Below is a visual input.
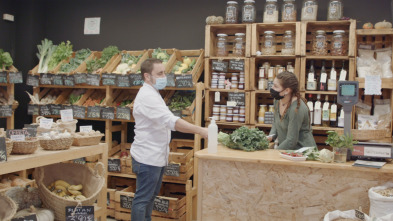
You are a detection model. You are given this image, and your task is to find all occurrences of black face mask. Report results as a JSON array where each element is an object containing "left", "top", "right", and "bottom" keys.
[{"left": 270, "top": 88, "right": 285, "bottom": 100}]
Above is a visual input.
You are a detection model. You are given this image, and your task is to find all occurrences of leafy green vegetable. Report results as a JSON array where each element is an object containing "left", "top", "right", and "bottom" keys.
[
  {"left": 48, "top": 40, "right": 73, "bottom": 71},
  {"left": 69, "top": 94, "right": 83, "bottom": 105},
  {"left": 325, "top": 131, "right": 358, "bottom": 151},
  {"left": 168, "top": 91, "right": 195, "bottom": 111},
  {"left": 121, "top": 53, "right": 142, "bottom": 66},
  {"left": 60, "top": 48, "right": 91, "bottom": 73},
  {"left": 36, "top": 38, "right": 57, "bottom": 73},
  {"left": 218, "top": 126, "right": 269, "bottom": 152},
  {"left": 152, "top": 48, "right": 170, "bottom": 62},
  {"left": 86, "top": 58, "right": 101, "bottom": 73},
  {"left": 99, "top": 46, "right": 119, "bottom": 67},
  {"left": 0, "top": 49, "right": 13, "bottom": 70}
]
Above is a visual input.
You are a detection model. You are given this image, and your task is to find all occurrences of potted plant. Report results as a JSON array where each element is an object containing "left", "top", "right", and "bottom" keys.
[{"left": 325, "top": 131, "right": 358, "bottom": 163}]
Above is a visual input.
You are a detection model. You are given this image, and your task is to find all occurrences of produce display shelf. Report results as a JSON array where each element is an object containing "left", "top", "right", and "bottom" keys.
[
  {"left": 208, "top": 56, "right": 248, "bottom": 60},
  {"left": 41, "top": 115, "right": 136, "bottom": 123},
  {"left": 108, "top": 172, "right": 189, "bottom": 185}
]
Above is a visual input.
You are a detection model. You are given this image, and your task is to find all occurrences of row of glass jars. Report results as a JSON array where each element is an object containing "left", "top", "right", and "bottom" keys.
[
  {"left": 211, "top": 72, "right": 245, "bottom": 90},
  {"left": 212, "top": 105, "right": 246, "bottom": 123},
  {"left": 216, "top": 33, "right": 246, "bottom": 57},
  {"left": 260, "top": 30, "right": 295, "bottom": 56},
  {"left": 258, "top": 62, "right": 294, "bottom": 90},
  {"left": 312, "top": 30, "right": 347, "bottom": 56},
  {"left": 225, "top": 0, "right": 343, "bottom": 24},
  {"left": 258, "top": 104, "right": 275, "bottom": 124}
]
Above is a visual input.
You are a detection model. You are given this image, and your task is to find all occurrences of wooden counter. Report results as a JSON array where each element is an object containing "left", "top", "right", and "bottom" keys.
[{"left": 195, "top": 145, "right": 393, "bottom": 221}]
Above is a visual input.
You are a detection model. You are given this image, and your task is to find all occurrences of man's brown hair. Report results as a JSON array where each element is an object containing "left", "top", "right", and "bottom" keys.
[{"left": 141, "top": 58, "right": 162, "bottom": 81}]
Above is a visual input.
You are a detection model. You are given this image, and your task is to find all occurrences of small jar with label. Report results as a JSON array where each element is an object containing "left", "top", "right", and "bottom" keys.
[
  {"left": 233, "top": 114, "right": 240, "bottom": 122},
  {"left": 268, "top": 105, "right": 274, "bottom": 112},
  {"left": 226, "top": 114, "right": 234, "bottom": 122},
  {"left": 225, "top": 1, "right": 239, "bottom": 24},
  {"left": 287, "top": 62, "right": 295, "bottom": 73},
  {"left": 263, "top": 62, "right": 271, "bottom": 73},
  {"left": 219, "top": 73, "right": 226, "bottom": 79},
  {"left": 239, "top": 106, "right": 246, "bottom": 114},
  {"left": 227, "top": 107, "right": 234, "bottom": 114},
  {"left": 312, "top": 30, "right": 328, "bottom": 55},
  {"left": 276, "top": 65, "right": 285, "bottom": 75},
  {"left": 211, "top": 83, "right": 218, "bottom": 89},
  {"left": 216, "top": 34, "right": 229, "bottom": 57},
  {"left": 331, "top": 30, "right": 347, "bottom": 56},
  {"left": 242, "top": 0, "right": 256, "bottom": 23},
  {"left": 301, "top": 0, "right": 318, "bottom": 21},
  {"left": 212, "top": 113, "right": 220, "bottom": 121},
  {"left": 259, "top": 66, "right": 266, "bottom": 78},
  {"left": 233, "top": 106, "right": 240, "bottom": 114},
  {"left": 213, "top": 104, "right": 220, "bottom": 114},
  {"left": 233, "top": 37, "right": 245, "bottom": 57},
  {"left": 263, "top": 0, "right": 278, "bottom": 23},
  {"left": 220, "top": 105, "right": 227, "bottom": 114},
  {"left": 282, "top": 0, "right": 297, "bottom": 22},
  {"left": 231, "top": 80, "right": 238, "bottom": 89},
  {"left": 281, "top": 30, "right": 295, "bottom": 55},
  {"left": 238, "top": 82, "right": 244, "bottom": 90},
  {"left": 262, "top": 31, "right": 276, "bottom": 55},
  {"left": 212, "top": 72, "right": 219, "bottom": 79},
  {"left": 258, "top": 105, "right": 267, "bottom": 123},
  {"left": 239, "top": 115, "right": 246, "bottom": 123},
  {"left": 231, "top": 73, "right": 239, "bottom": 81},
  {"left": 220, "top": 113, "right": 227, "bottom": 121},
  {"left": 258, "top": 77, "right": 267, "bottom": 90},
  {"left": 239, "top": 72, "right": 245, "bottom": 83},
  {"left": 327, "top": 0, "right": 343, "bottom": 21}
]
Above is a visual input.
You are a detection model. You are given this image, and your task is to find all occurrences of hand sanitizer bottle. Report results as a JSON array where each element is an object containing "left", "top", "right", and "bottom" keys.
[{"left": 208, "top": 117, "right": 218, "bottom": 153}]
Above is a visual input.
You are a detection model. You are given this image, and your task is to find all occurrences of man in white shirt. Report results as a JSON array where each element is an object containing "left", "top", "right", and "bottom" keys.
[{"left": 131, "top": 58, "right": 208, "bottom": 221}]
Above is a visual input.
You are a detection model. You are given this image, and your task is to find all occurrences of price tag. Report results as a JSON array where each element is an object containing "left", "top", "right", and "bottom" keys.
[
  {"left": 26, "top": 74, "right": 40, "bottom": 87},
  {"left": 52, "top": 74, "right": 64, "bottom": 85},
  {"left": 226, "top": 101, "right": 237, "bottom": 107},
  {"left": 355, "top": 210, "right": 366, "bottom": 221},
  {"left": 175, "top": 74, "right": 193, "bottom": 88},
  {"left": 116, "top": 107, "right": 131, "bottom": 120},
  {"left": 80, "top": 126, "right": 93, "bottom": 133},
  {"left": 65, "top": 206, "right": 94, "bottom": 221},
  {"left": 50, "top": 104, "right": 62, "bottom": 115},
  {"left": 339, "top": 70, "right": 347, "bottom": 81},
  {"left": 229, "top": 60, "right": 245, "bottom": 71},
  {"left": 214, "top": 92, "right": 221, "bottom": 102},
  {"left": 40, "top": 73, "right": 53, "bottom": 85},
  {"left": 64, "top": 75, "right": 75, "bottom": 87},
  {"left": 166, "top": 73, "right": 175, "bottom": 87},
  {"left": 228, "top": 92, "right": 245, "bottom": 106},
  {"left": 0, "top": 137, "right": 7, "bottom": 162},
  {"left": 101, "top": 107, "right": 115, "bottom": 120},
  {"left": 164, "top": 163, "right": 180, "bottom": 177},
  {"left": 39, "top": 105, "right": 51, "bottom": 116},
  {"left": 212, "top": 60, "right": 228, "bottom": 72},
  {"left": 0, "top": 72, "right": 7, "bottom": 83},
  {"left": 108, "top": 159, "right": 121, "bottom": 172},
  {"left": 39, "top": 118, "right": 53, "bottom": 129},
  {"left": 60, "top": 109, "right": 74, "bottom": 122},
  {"left": 9, "top": 72, "right": 23, "bottom": 84},
  {"left": 11, "top": 134, "right": 25, "bottom": 141},
  {"left": 129, "top": 73, "right": 144, "bottom": 86},
  {"left": 120, "top": 195, "right": 133, "bottom": 209},
  {"left": 87, "top": 106, "right": 101, "bottom": 119},
  {"left": 116, "top": 75, "right": 131, "bottom": 87},
  {"left": 11, "top": 214, "right": 38, "bottom": 221},
  {"left": 0, "top": 105, "right": 13, "bottom": 117},
  {"left": 153, "top": 197, "right": 170, "bottom": 213},
  {"left": 7, "top": 129, "right": 33, "bottom": 138},
  {"left": 73, "top": 157, "right": 86, "bottom": 165},
  {"left": 72, "top": 105, "right": 86, "bottom": 119},
  {"left": 330, "top": 69, "right": 337, "bottom": 80},
  {"left": 74, "top": 73, "right": 87, "bottom": 85},
  {"left": 87, "top": 73, "right": 100, "bottom": 86},
  {"left": 102, "top": 73, "right": 117, "bottom": 86}
]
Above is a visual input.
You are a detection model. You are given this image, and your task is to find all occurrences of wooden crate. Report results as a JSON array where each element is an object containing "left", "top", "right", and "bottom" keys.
[
  {"left": 301, "top": 20, "right": 356, "bottom": 57},
  {"left": 299, "top": 57, "right": 356, "bottom": 92},
  {"left": 250, "top": 91, "right": 274, "bottom": 126},
  {"left": 78, "top": 89, "right": 106, "bottom": 107},
  {"left": 166, "top": 49, "right": 204, "bottom": 84},
  {"left": 107, "top": 188, "right": 116, "bottom": 218},
  {"left": 205, "top": 24, "right": 252, "bottom": 58},
  {"left": 165, "top": 90, "right": 197, "bottom": 124},
  {"left": 73, "top": 51, "right": 119, "bottom": 75},
  {"left": 205, "top": 90, "right": 251, "bottom": 126},
  {"left": 146, "top": 49, "right": 177, "bottom": 73},
  {"left": 204, "top": 58, "right": 250, "bottom": 90},
  {"left": 102, "top": 50, "right": 148, "bottom": 74},
  {"left": 250, "top": 57, "right": 301, "bottom": 91},
  {"left": 251, "top": 22, "right": 301, "bottom": 56},
  {"left": 109, "top": 151, "right": 132, "bottom": 175}
]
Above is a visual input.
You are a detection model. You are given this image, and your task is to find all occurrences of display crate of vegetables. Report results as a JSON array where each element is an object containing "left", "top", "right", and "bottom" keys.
[
  {"left": 61, "top": 89, "right": 86, "bottom": 106},
  {"left": 166, "top": 90, "right": 196, "bottom": 124},
  {"left": 56, "top": 48, "right": 93, "bottom": 75},
  {"left": 74, "top": 46, "right": 120, "bottom": 76},
  {"left": 167, "top": 49, "right": 205, "bottom": 84},
  {"left": 0, "top": 87, "right": 18, "bottom": 111},
  {"left": 79, "top": 89, "right": 106, "bottom": 107},
  {"left": 112, "top": 90, "right": 138, "bottom": 121},
  {"left": 147, "top": 48, "right": 176, "bottom": 73},
  {"left": 0, "top": 48, "right": 22, "bottom": 84},
  {"left": 104, "top": 50, "right": 148, "bottom": 75}
]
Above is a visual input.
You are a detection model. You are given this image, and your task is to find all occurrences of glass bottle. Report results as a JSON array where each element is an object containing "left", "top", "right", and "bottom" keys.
[
  {"left": 314, "top": 94, "right": 322, "bottom": 126},
  {"left": 267, "top": 67, "right": 275, "bottom": 90},
  {"left": 225, "top": 1, "right": 239, "bottom": 24},
  {"left": 301, "top": 0, "right": 318, "bottom": 21},
  {"left": 281, "top": 30, "right": 295, "bottom": 55},
  {"left": 327, "top": 0, "right": 343, "bottom": 21},
  {"left": 319, "top": 61, "right": 327, "bottom": 91},
  {"left": 313, "top": 30, "right": 327, "bottom": 55},
  {"left": 242, "top": 0, "right": 256, "bottom": 23},
  {"left": 331, "top": 30, "right": 347, "bottom": 56},
  {"left": 287, "top": 62, "right": 295, "bottom": 73},
  {"left": 216, "top": 34, "right": 228, "bottom": 57},
  {"left": 258, "top": 105, "right": 267, "bottom": 123},
  {"left": 330, "top": 97, "right": 338, "bottom": 127},
  {"left": 306, "top": 61, "right": 317, "bottom": 91},
  {"left": 282, "top": 0, "right": 297, "bottom": 22},
  {"left": 263, "top": 0, "right": 278, "bottom": 23},
  {"left": 328, "top": 60, "right": 337, "bottom": 91},
  {"left": 262, "top": 31, "right": 276, "bottom": 55},
  {"left": 307, "top": 94, "right": 314, "bottom": 125},
  {"left": 322, "top": 95, "right": 330, "bottom": 127},
  {"left": 233, "top": 37, "right": 245, "bottom": 56},
  {"left": 339, "top": 60, "right": 347, "bottom": 81}
]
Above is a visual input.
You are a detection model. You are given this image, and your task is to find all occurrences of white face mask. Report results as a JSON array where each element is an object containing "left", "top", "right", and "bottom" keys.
[{"left": 151, "top": 75, "right": 167, "bottom": 90}]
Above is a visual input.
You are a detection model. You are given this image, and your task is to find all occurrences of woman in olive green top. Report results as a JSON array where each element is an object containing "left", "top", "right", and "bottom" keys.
[{"left": 268, "top": 71, "right": 316, "bottom": 150}]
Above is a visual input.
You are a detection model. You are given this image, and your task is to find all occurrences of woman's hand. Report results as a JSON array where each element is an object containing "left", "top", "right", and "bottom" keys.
[{"left": 268, "top": 136, "right": 273, "bottom": 142}]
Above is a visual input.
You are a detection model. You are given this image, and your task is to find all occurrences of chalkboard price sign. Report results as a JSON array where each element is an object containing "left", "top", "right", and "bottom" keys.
[
  {"left": 87, "top": 74, "right": 100, "bottom": 86},
  {"left": 7, "top": 129, "right": 32, "bottom": 138},
  {"left": 0, "top": 105, "right": 12, "bottom": 117},
  {"left": 9, "top": 72, "right": 23, "bottom": 84},
  {"left": 108, "top": 159, "right": 121, "bottom": 172},
  {"left": 175, "top": 74, "right": 193, "bottom": 88},
  {"left": 26, "top": 74, "right": 40, "bottom": 87},
  {"left": 64, "top": 75, "right": 75, "bottom": 87},
  {"left": 229, "top": 60, "right": 245, "bottom": 71},
  {"left": 212, "top": 60, "right": 228, "bottom": 72},
  {"left": 39, "top": 105, "right": 51, "bottom": 116},
  {"left": 72, "top": 106, "right": 86, "bottom": 119},
  {"left": 52, "top": 74, "right": 64, "bottom": 85},
  {"left": 0, "top": 137, "right": 7, "bottom": 162},
  {"left": 73, "top": 157, "right": 86, "bottom": 165},
  {"left": 11, "top": 214, "right": 38, "bottom": 221},
  {"left": 50, "top": 104, "right": 62, "bottom": 115},
  {"left": 102, "top": 73, "right": 116, "bottom": 86},
  {"left": 87, "top": 106, "right": 101, "bottom": 119},
  {"left": 65, "top": 206, "right": 94, "bottom": 221},
  {"left": 0, "top": 72, "right": 7, "bottom": 83},
  {"left": 120, "top": 195, "right": 133, "bottom": 210},
  {"left": 74, "top": 73, "right": 87, "bottom": 85},
  {"left": 166, "top": 73, "right": 175, "bottom": 87},
  {"left": 164, "top": 163, "right": 180, "bottom": 177},
  {"left": 116, "top": 107, "right": 131, "bottom": 120},
  {"left": 116, "top": 75, "right": 131, "bottom": 87},
  {"left": 228, "top": 92, "right": 246, "bottom": 106},
  {"left": 129, "top": 73, "right": 144, "bottom": 86},
  {"left": 28, "top": 104, "right": 39, "bottom": 115},
  {"left": 40, "top": 73, "right": 53, "bottom": 85},
  {"left": 153, "top": 197, "right": 170, "bottom": 214},
  {"left": 101, "top": 107, "right": 115, "bottom": 120}
]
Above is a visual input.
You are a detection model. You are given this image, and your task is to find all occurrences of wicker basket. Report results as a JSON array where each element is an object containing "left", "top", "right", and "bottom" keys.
[
  {"left": 72, "top": 134, "right": 104, "bottom": 146},
  {"left": 34, "top": 162, "right": 106, "bottom": 221},
  {"left": 337, "top": 129, "right": 387, "bottom": 141},
  {"left": 56, "top": 119, "right": 78, "bottom": 133},
  {"left": 39, "top": 136, "right": 74, "bottom": 151},
  {"left": 5, "top": 138, "right": 13, "bottom": 156},
  {"left": 0, "top": 194, "right": 17, "bottom": 221},
  {"left": 11, "top": 137, "right": 39, "bottom": 154},
  {"left": 34, "top": 116, "right": 59, "bottom": 135}
]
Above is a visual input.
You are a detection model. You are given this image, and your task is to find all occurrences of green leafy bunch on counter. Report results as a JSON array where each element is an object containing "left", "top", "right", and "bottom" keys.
[
  {"left": 0, "top": 49, "right": 13, "bottom": 71},
  {"left": 218, "top": 126, "right": 269, "bottom": 152},
  {"left": 168, "top": 91, "right": 195, "bottom": 111},
  {"left": 48, "top": 40, "right": 73, "bottom": 71},
  {"left": 60, "top": 48, "right": 91, "bottom": 73}
]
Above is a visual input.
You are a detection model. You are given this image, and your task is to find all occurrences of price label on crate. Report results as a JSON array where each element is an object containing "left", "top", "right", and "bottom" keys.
[
  {"left": 24, "top": 128, "right": 37, "bottom": 138},
  {"left": 153, "top": 197, "right": 169, "bottom": 213},
  {"left": 52, "top": 74, "right": 64, "bottom": 85},
  {"left": 9, "top": 72, "right": 23, "bottom": 84},
  {"left": 73, "top": 157, "right": 86, "bottom": 165},
  {"left": 65, "top": 206, "right": 94, "bottom": 221},
  {"left": 164, "top": 163, "right": 180, "bottom": 177},
  {"left": 229, "top": 60, "right": 245, "bottom": 71},
  {"left": 116, "top": 107, "right": 131, "bottom": 120},
  {"left": 27, "top": 104, "right": 39, "bottom": 115},
  {"left": 26, "top": 74, "right": 40, "bottom": 87},
  {"left": 50, "top": 104, "right": 62, "bottom": 115},
  {"left": 74, "top": 73, "right": 87, "bottom": 85},
  {"left": 228, "top": 92, "right": 245, "bottom": 106},
  {"left": 355, "top": 210, "right": 366, "bottom": 220},
  {"left": 0, "top": 137, "right": 7, "bottom": 162},
  {"left": 108, "top": 159, "right": 121, "bottom": 172},
  {"left": 40, "top": 73, "right": 53, "bottom": 85},
  {"left": 80, "top": 125, "right": 92, "bottom": 133},
  {"left": 120, "top": 195, "right": 133, "bottom": 209},
  {"left": 129, "top": 73, "right": 144, "bottom": 86},
  {"left": 11, "top": 214, "right": 38, "bottom": 221},
  {"left": 60, "top": 109, "right": 74, "bottom": 122},
  {"left": 102, "top": 73, "right": 117, "bottom": 86},
  {"left": 175, "top": 74, "right": 193, "bottom": 88},
  {"left": 0, "top": 71, "right": 7, "bottom": 83},
  {"left": 166, "top": 73, "right": 175, "bottom": 87},
  {"left": 7, "top": 129, "right": 34, "bottom": 138},
  {"left": 64, "top": 75, "right": 75, "bottom": 87},
  {"left": 0, "top": 105, "right": 12, "bottom": 117},
  {"left": 10, "top": 134, "right": 25, "bottom": 141},
  {"left": 101, "top": 107, "right": 115, "bottom": 120},
  {"left": 86, "top": 73, "right": 100, "bottom": 86},
  {"left": 212, "top": 60, "right": 228, "bottom": 72},
  {"left": 72, "top": 105, "right": 86, "bottom": 119},
  {"left": 39, "top": 105, "right": 51, "bottom": 116},
  {"left": 87, "top": 106, "right": 101, "bottom": 119},
  {"left": 116, "top": 75, "right": 131, "bottom": 87},
  {"left": 39, "top": 118, "right": 53, "bottom": 129}
]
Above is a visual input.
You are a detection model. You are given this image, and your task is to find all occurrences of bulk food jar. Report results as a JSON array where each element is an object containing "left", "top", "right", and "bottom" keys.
[
  {"left": 331, "top": 30, "right": 347, "bottom": 56},
  {"left": 327, "top": 0, "right": 343, "bottom": 21},
  {"left": 282, "top": 0, "right": 297, "bottom": 22},
  {"left": 301, "top": 0, "right": 318, "bottom": 21},
  {"left": 216, "top": 33, "right": 228, "bottom": 57},
  {"left": 233, "top": 33, "right": 246, "bottom": 56},
  {"left": 262, "top": 31, "right": 276, "bottom": 55},
  {"left": 312, "top": 30, "right": 327, "bottom": 55},
  {"left": 242, "top": 0, "right": 256, "bottom": 23},
  {"left": 281, "top": 30, "right": 295, "bottom": 55},
  {"left": 263, "top": 0, "right": 278, "bottom": 23},
  {"left": 225, "top": 1, "right": 239, "bottom": 24}
]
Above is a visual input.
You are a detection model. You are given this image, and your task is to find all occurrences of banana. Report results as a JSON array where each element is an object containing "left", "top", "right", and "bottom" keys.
[
  {"left": 63, "top": 195, "right": 74, "bottom": 200},
  {"left": 54, "top": 180, "right": 70, "bottom": 188},
  {"left": 54, "top": 189, "right": 66, "bottom": 197},
  {"left": 68, "top": 189, "right": 82, "bottom": 196},
  {"left": 55, "top": 185, "right": 68, "bottom": 193},
  {"left": 68, "top": 184, "right": 83, "bottom": 191},
  {"left": 75, "top": 195, "right": 87, "bottom": 201}
]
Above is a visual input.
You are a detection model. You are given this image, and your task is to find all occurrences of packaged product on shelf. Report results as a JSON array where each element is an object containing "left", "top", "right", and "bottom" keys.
[
  {"left": 327, "top": 0, "right": 343, "bottom": 21},
  {"left": 357, "top": 114, "right": 378, "bottom": 130},
  {"left": 374, "top": 99, "right": 391, "bottom": 132},
  {"left": 216, "top": 34, "right": 229, "bottom": 57},
  {"left": 263, "top": 0, "right": 278, "bottom": 23},
  {"left": 282, "top": 0, "right": 297, "bottom": 22},
  {"left": 233, "top": 35, "right": 245, "bottom": 57},
  {"left": 225, "top": 1, "right": 239, "bottom": 24},
  {"left": 357, "top": 49, "right": 378, "bottom": 78},
  {"left": 262, "top": 31, "right": 276, "bottom": 55},
  {"left": 331, "top": 30, "right": 347, "bottom": 56},
  {"left": 312, "top": 30, "right": 328, "bottom": 55},
  {"left": 375, "top": 47, "right": 393, "bottom": 78},
  {"left": 258, "top": 105, "right": 267, "bottom": 123},
  {"left": 281, "top": 30, "right": 295, "bottom": 55},
  {"left": 369, "top": 182, "right": 393, "bottom": 218},
  {"left": 301, "top": 0, "right": 318, "bottom": 21},
  {"left": 242, "top": 0, "right": 256, "bottom": 23}
]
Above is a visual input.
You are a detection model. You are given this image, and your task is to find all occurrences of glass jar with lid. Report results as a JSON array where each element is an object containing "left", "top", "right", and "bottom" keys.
[
  {"left": 301, "top": 0, "right": 318, "bottom": 21},
  {"left": 258, "top": 105, "right": 267, "bottom": 123},
  {"left": 262, "top": 31, "right": 276, "bottom": 55},
  {"left": 282, "top": 0, "right": 297, "bottom": 22},
  {"left": 263, "top": 0, "right": 278, "bottom": 23},
  {"left": 327, "top": 0, "right": 343, "bottom": 21},
  {"left": 242, "top": 0, "right": 256, "bottom": 23},
  {"left": 331, "top": 30, "right": 347, "bottom": 56},
  {"left": 225, "top": 1, "right": 239, "bottom": 24},
  {"left": 216, "top": 34, "right": 228, "bottom": 57},
  {"left": 233, "top": 33, "right": 246, "bottom": 56},
  {"left": 312, "top": 30, "right": 327, "bottom": 55},
  {"left": 281, "top": 30, "right": 295, "bottom": 55}
]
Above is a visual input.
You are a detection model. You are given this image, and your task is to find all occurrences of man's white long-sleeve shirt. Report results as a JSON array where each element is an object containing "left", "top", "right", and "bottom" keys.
[{"left": 131, "top": 83, "right": 180, "bottom": 167}]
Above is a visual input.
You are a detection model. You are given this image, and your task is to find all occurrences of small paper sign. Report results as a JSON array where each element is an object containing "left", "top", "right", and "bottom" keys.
[
  {"left": 73, "top": 157, "right": 86, "bottom": 165},
  {"left": 60, "top": 109, "right": 74, "bottom": 122},
  {"left": 101, "top": 107, "right": 115, "bottom": 120},
  {"left": 129, "top": 73, "right": 144, "bottom": 86},
  {"left": 87, "top": 106, "right": 101, "bottom": 119},
  {"left": 11, "top": 134, "right": 25, "bottom": 141},
  {"left": 39, "top": 118, "right": 53, "bottom": 129},
  {"left": 175, "top": 74, "right": 193, "bottom": 88},
  {"left": 52, "top": 74, "right": 64, "bottom": 85},
  {"left": 11, "top": 214, "right": 38, "bottom": 221},
  {"left": 120, "top": 195, "right": 133, "bottom": 209},
  {"left": 39, "top": 105, "right": 51, "bottom": 116},
  {"left": 72, "top": 105, "right": 86, "bottom": 119},
  {"left": 0, "top": 105, "right": 13, "bottom": 117},
  {"left": 87, "top": 73, "right": 100, "bottom": 86},
  {"left": 116, "top": 107, "right": 131, "bottom": 120},
  {"left": 228, "top": 92, "right": 246, "bottom": 106},
  {"left": 27, "top": 104, "right": 39, "bottom": 115},
  {"left": 108, "top": 159, "right": 121, "bottom": 172},
  {"left": 26, "top": 74, "right": 40, "bottom": 87},
  {"left": 64, "top": 75, "right": 75, "bottom": 87},
  {"left": 0, "top": 137, "right": 7, "bottom": 162},
  {"left": 74, "top": 73, "right": 87, "bottom": 85},
  {"left": 0, "top": 72, "right": 7, "bottom": 83},
  {"left": 116, "top": 75, "right": 131, "bottom": 87},
  {"left": 9, "top": 72, "right": 23, "bottom": 84},
  {"left": 365, "top": 75, "right": 382, "bottom": 95},
  {"left": 164, "top": 163, "right": 180, "bottom": 177},
  {"left": 50, "top": 104, "right": 62, "bottom": 115},
  {"left": 153, "top": 197, "right": 170, "bottom": 213},
  {"left": 229, "top": 60, "right": 245, "bottom": 71},
  {"left": 65, "top": 206, "right": 94, "bottom": 221},
  {"left": 102, "top": 73, "right": 117, "bottom": 86},
  {"left": 80, "top": 125, "right": 93, "bottom": 132},
  {"left": 40, "top": 73, "right": 53, "bottom": 85},
  {"left": 212, "top": 60, "right": 228, "bottom": 72},
  {"left": 7, "top": 129, "right": 34, "bottom": 138},
  {"left": 166, "top": 73, "right": 175, "bottom": 87}
]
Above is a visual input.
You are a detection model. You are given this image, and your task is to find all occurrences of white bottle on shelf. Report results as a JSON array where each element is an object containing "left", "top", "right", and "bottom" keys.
[{"left": 208, "top": 117, "right": 218, "bottom": 154}]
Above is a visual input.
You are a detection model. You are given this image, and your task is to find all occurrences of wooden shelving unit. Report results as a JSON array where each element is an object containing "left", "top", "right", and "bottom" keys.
[{"left": 0, "top": 66, "right": 21, "bottom": 129}]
